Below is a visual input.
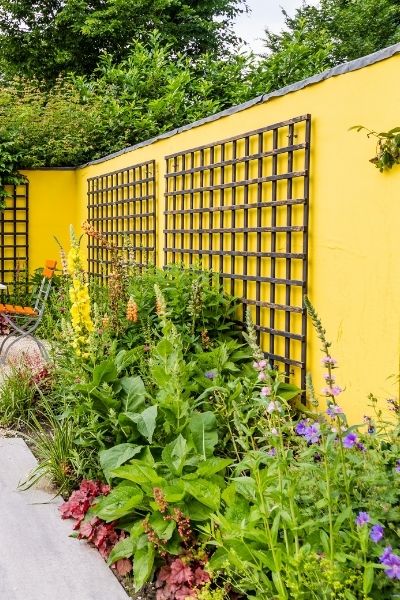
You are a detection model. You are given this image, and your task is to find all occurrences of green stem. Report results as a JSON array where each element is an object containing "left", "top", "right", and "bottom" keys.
[
  {"left": 323, "top": 443, "right": 335, "bottom": 560},
  {"left": 252, "top": 464, "right": 287, "bottom": 599},
  {"left": 275, "top": 416, "right": 298, "bottom": 558}
]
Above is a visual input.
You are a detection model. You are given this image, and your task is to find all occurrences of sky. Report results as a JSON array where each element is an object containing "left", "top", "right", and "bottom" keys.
[{"left": 233, "top": 0, "right": 319, "bottom": 54}]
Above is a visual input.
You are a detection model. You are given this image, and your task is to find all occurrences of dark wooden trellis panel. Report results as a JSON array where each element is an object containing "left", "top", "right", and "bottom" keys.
[
  {"left": 87, "top": 160, "right": 156, "bottom": 280},
  {"left": 164, "top": 115, "right": 311, "bottom": 385},
  {"left": 0, "top": 183, "right": 29, "bottom": 289}
]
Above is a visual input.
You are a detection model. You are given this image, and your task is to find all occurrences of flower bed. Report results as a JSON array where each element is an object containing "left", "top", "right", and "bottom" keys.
[{"left": 2, "top": 224, "right": 399, "bottom": 599}]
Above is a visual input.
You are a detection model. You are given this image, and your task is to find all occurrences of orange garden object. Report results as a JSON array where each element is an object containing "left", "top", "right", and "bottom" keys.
[{"left": 0, "top": 260, "right": 57, "bottom": 364}]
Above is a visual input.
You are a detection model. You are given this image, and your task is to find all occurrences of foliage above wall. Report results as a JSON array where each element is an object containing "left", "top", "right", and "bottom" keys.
[
  {"left": 0, "top": 139, "right": 26, "bottom": 211},
  {"left": 0, "top": 0, "right": 399, "bottom": 167},
  {"left": 351, "top": 125, "right": 400, "bottom": 172},
  {"left": 0, "top": 0, "right": 246, "bottom": 81}
]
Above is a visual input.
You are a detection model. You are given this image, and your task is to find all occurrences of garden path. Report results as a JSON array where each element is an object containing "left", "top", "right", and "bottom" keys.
[{"left": 0, "top": 436, "right": 130, "bottom": 600}]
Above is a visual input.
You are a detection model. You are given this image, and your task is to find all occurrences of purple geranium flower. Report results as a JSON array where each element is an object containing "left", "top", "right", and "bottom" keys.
[
  {"left": 267, "top": 447, "right": 276, "bottom": 457},
  {"left": 204, "top": 371, "right": 216, "bottom": 380},
  {"left": 304, "top": 423, "right": 321, "bottom": 444},
  {"left": 370, "top": 524, "right": 384, "bottom": 543},
  {"left": 258, "top": 371, "right": 267, "bottom": 381},
  {"left": 380, "top": 548, "right": 400, "bottom": 580},
  {"left": 380, "top": 546, "right": 393, "bottom": 563},
  {"left": 355, "top": 511, "right": 370, "bottom": 527},
  {"left": 343, "top": 432, "right": 358, "bottom": 448},
  {"left": 295, "top": 420, "right": 308, "bottom": 436},
  {"left": 396, "top": 460, "right": 400, "bottom": 473}
]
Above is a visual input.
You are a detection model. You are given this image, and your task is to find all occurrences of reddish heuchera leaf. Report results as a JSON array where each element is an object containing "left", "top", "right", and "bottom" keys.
[
  {"left": 175, "top": 587, "right": 196, "bottom": 600},
  {"left": 113, "top": 558, "right": 133, "bottom": 577},
  {"left": 193, "top": 567, "right": 210, "bottom": 585},
  {"left": 170, "top": 559, "right": 193, "bottom": 585},
  {"left": 79, "top": 517, "right": 100, "bottom": 540},
  {"left": 155, "top": 555, "right": 212, "bottom": 600}
]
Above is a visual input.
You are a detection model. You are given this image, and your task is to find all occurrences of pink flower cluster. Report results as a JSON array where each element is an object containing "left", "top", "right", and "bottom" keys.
[
  {"left": 59, "top": 480, "right": 132, "bottom": 577},
  {"left": 253, "top": 359, "right": 269, "bottom": 382},
  {"left": 156, "top": 557, "right": 210, "bottom": 600}
]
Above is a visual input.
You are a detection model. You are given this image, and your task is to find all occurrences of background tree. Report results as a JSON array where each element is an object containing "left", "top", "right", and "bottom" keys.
[
  {"left": 0, "top": 0, "right": 247, "bottom": 80},
  {"left": 264, "top": 0, "right": 400, "bottom": 70}
]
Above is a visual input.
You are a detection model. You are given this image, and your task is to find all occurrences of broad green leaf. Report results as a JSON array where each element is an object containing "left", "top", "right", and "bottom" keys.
[
  {"left": 99, "top": 444, "right": 143, "bottom": 482},
  {"left": 134, "top": 542, "right": 155, "bottom": 591},
  {"left": 276, "top": 382, "right": 300, "bottom": 401},
  {"left": 137, "top": 406, "right": 158, "bottom": 443},
  {"left": 189, "top": 412, "right": 218, "bottom": 459},
  {"left": 112, "top": 461, "right": 163, "bottom": 485},
  {"left": 115, "top": 349, "right": 139, "bottom": 373},
  {"left": 183, "top": 499, "right": 213, "bottom": 521},
  {"left": 121, "top": 376, "right": 146, "bottom": 412},
  {"left": 184, "top": 478, "right": 220, "bottom": 510},
  {"left": 162, "top": 480, "right": 186, "bottom": 503},
  {"left": 93, "top": 359, "right": 118, "bottom": 386},
  {"left": 149, "top": 512, "right": 176, "bottom": 541},
  {"left": 155, "top": 338, "right": 174, "bottom": 360},
  {"left": 196, "top": 457, "right": 233, "bottom": 477},
  {"left": 94, "top": 482, "right": 143, "bottom": 522},
  {"left": 107, "top": 536, "right": 135, "bottom": 565},
  {"left": 162, "top": 435, "right": 188, "bottom": 476}
]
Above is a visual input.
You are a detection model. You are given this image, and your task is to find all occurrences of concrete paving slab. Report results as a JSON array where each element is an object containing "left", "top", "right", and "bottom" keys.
[{"left": 0, "top": 437, "right": 130, "bottom": 600}]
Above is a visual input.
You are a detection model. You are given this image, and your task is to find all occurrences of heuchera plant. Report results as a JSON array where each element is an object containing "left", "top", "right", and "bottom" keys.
[
  {"left": 155, "top": 556, "right": 210, "bottom": 599},
  {"left": 59, "top": 480, "right": 132, "bottom": 576}
]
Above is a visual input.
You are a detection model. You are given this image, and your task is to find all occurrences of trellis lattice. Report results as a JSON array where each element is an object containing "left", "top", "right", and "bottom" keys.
[
  {"left": 87, "top": 160, "right": 156, "bottom": 280},
  {"left": 0, "top": 183, "right": 29, "bottom": 289},
  {"left": 164, "top": 115, "right": 311, "bottom": 385}
]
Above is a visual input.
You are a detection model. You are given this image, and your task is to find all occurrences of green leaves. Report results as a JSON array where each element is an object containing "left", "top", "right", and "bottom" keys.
[
  {"left": 92, "top": 359, "right": 118, "bottom": 386},
  {"left": 183, "top": 479, "right": 220, "bottom": 511},
  {"left": 162, "top": 435, "right": 188, "bottom": 476},
  {"left": 189, "top": 412, "right": 218, "bottom": 459},
  {"left": 107, "top": 536, "right": 135, "bottom": 565},
  {"left": 134, "top": 541, "right": 155, "bottom": 591},
  {"left": 99, "top": 443, "right": 143, "bottom": 482},
  {"left": 111, "top": 460, "right": 163, "bottom": 486},
  {"left": 94, "top": 482, "right": 143, "bottom": 521},
  {"left": 351, "top": 123, "right": 400, "bottom": 172},
  {"left": 121, "top": 376, "right": 146, "bottom": 413},
  {"left": 125, "top": 405, "right": 158, "bottom": 443}
]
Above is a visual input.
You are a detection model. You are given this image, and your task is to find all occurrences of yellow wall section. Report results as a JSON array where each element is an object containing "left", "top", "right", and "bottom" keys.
[
  {"left": 26, "top": 52, "right": 400, "bottom": 422},
  {"left": 21, "top": 169, "right": 77, "bottom": 271}
]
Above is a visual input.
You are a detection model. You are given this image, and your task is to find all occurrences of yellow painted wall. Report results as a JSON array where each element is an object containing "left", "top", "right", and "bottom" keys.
[
  {"left": 21, "top": 169, "right": 77, "bottom": 271},
  {"left": 27, "top": 51, "right": 400, "bottom": 422}
]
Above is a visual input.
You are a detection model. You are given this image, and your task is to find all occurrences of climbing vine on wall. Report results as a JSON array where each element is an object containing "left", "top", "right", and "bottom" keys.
[
  {"left": 0, "top": 140, "right": 26, "bottom": 211},
  {"left": 351, "top": 125, "right": 400, "bottom": 172}
]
